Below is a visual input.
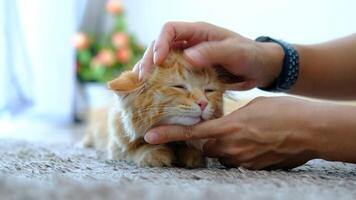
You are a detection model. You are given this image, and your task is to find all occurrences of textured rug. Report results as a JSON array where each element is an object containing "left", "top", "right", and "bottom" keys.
[{"left": 0, "top": 139, "right": 356, "bottom": 200}]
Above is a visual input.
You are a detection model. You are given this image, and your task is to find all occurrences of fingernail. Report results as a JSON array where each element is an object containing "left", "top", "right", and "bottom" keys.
[
  {"left": 153, "top": 51, "right": 159, "bottom": 64},
  {"left": 139, "top": 69, "right": 144, "bottom": 81},
  {"left": 184, "top": 49, "right": 204, "bottom": 67},
  {"left": 138, "top": 62, "right": 145, "bottom": 81},
  {"left": 144, "top": 132, "right": 158, "bottom": 144}
]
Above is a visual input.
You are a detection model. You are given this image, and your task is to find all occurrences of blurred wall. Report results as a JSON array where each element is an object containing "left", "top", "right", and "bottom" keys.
[
  {"left": 0, "top": 0, "right": 86, "bottom": 123},
  {"left": 122, "top": 0, "right": 356, "bottom": 98}
]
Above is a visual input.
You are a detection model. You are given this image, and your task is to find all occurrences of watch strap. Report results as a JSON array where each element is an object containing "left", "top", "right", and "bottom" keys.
[{"left": 255, "top": 36, "right": 299, "bottom": 92}]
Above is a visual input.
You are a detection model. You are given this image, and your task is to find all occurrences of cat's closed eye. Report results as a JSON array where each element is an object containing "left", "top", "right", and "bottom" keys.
[
  {"left": 205, "top": 88, "right": 216, "bottom": 93},
  {"left": 172, "top": 84, "right": 187, "bottom": 90}
]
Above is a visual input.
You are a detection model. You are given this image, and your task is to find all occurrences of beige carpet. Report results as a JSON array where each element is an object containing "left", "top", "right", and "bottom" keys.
[{"left": 0, "top": 139, "right": 356, "bottom": 200}]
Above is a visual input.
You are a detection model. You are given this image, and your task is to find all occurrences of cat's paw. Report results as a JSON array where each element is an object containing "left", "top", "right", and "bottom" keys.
[
  {"left": 135, "top": 145, "right": 175, "bottom": 167},
  {"left": 178, "top": 147, "right": 206, "bottom": 169}
]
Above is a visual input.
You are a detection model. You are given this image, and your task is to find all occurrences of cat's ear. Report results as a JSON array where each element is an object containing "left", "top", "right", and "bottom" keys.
[{"left": 107, "top": 71, "right": 144, "bottom": 96}]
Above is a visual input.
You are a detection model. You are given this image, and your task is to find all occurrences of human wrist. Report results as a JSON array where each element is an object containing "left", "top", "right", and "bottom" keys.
[{"left": 255, "top": 42, "right": 284, "bottom": 88}]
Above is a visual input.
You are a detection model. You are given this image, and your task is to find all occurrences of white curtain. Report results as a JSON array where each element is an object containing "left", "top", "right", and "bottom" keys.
[{"left": 0, "top": 0, "right": 87, "bottom": 124}]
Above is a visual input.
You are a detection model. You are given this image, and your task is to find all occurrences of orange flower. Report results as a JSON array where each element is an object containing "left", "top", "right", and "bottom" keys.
[
  {"left": 96, "top": 49, "right": 116, "bottom": 66},
  {"left": 73, "top": 32, "right": 89, "bottom": 50},
  {"left": 106, "top": 0, "right": 124, "bottom": 15},
  {"left": 112, "top": 32, "right": 129, "bottom": 49},
  {"left": 116, "top": 48, "right": 132, "bottom": 63}
]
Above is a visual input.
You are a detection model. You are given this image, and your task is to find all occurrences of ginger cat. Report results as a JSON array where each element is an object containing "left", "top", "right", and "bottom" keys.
[{"left": 83, "top": 51, "right": 235, "bottom": 168}]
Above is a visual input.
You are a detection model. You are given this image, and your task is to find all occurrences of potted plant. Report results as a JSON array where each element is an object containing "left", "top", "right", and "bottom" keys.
[{"left": 73, "top": 0, "right": 144, "bottom": 116}]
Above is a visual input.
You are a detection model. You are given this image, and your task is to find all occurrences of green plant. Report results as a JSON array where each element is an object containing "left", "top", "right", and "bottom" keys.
[{"left": 74, "top": 0, "right": 144, "bottom": 83}]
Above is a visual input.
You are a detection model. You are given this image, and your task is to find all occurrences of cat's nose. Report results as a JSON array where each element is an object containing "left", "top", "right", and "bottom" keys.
[{"left": 196, "top": 100, "right": 208, "bottom": 111}]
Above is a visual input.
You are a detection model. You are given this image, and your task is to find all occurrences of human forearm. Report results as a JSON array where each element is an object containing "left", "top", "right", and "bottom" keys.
[
  {"left": 289, "top": 34, "right": 356, "bottom": 100},
  {"left": 311, "top": 103, "right": 356, "bottom": 163}
]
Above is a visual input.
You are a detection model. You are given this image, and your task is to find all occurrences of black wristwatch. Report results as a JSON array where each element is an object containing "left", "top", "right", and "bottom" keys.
[{"left": 255, "top": 36, "right": 299, "bottom": 92}]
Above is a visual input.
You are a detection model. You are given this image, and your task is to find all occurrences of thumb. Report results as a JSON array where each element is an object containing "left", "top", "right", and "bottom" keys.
[
  {"left": 144, "top": 117, "right": 227, "bottom": 144},
  {"left": 183, "top": 41, "right": 228, "bottom": 68}
]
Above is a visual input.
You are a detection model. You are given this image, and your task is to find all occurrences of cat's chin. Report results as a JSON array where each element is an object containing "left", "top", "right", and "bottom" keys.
[{"left": 159, "top": 116, "right": 203, "bottom": 126}]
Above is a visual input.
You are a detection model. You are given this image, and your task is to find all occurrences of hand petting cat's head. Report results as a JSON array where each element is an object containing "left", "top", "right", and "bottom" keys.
[{"left": 108, "top": 51, "right": 231, "bottom": 140}]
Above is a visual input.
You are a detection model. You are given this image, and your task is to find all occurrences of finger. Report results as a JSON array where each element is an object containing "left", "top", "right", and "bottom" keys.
[
  {"left": 202, "top": 139, "right": 225, "bottom": 157},
  {"left": 266, "top": 153, "right": 312, "bottom": 170},
  {"left": 204, "top": 140, "right": 262, "bottom": 163},
  {"left": 207, "top": 132, "right": 258, "bottom": 157},
  {"left": 153, "top": 22, "right": 213, "bottom": 65},
  {"left": 204, "top": 146, "right": 243, "bottom": 159},
  {"left": 218, "top": 157, "right": 238, "bottom": 168},
  {"left": 203, "top": 138, "right": 240, "bottom": 158},
  {"left": 204, "top": 131, "right": 277, "bottom": 163},
  {"left": 183, "top": 40, "right": 231, "bottom": 68},
  {"left": 240, "top": 153, "right": 285, "bottom": 170},
  {"left": 132, "top": 59, "right": 142, "bottom": 73},
  {"left": 170, "top": 40, "right": 189, "bottom": 50},
  {"left": 144, "top": 117, "right": 229, "bottom": 144},
  {"left": 204, "top": 141, "right": 256, "bottom": 161},
  {"left": 265, "top": 161, "right": 298, "bottom": 171},
  {"left": 139, "top": 41, "right": 155, "bottom": 80}
]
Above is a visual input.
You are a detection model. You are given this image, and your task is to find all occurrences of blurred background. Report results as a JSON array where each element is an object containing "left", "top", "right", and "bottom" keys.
[{"left": 0, "top": 0, "right": 355, "bottom": 141}]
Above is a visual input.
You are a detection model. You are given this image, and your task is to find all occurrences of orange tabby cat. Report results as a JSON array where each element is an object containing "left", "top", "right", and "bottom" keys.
[{"left": 83, "top": 51, "right": 233, "bottom": 168}]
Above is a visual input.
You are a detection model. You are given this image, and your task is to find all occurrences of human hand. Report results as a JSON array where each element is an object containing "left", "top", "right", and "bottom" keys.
[
  {"left": 134, "top": 21, "right": 284, "bottom": 90},
  {"left": 145, "top": 96, "right": 322, "bottom": 170}
]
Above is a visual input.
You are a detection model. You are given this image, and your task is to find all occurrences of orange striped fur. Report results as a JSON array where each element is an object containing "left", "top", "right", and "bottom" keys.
[{"left": 83, "top": 51, "right": 231, "bottom": 168}]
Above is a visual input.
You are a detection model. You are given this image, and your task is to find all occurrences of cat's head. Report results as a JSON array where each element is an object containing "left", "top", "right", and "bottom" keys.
[{"left": 108, "top": 51, "right": 232, "bottom": 140}]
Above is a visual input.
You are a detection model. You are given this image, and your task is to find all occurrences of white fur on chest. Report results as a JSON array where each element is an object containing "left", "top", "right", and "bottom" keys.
[
  {"left": 106, "top": 102, "right": 139, "bottom": 159},
  {"left": 115, "top": 100, "right": 140, "bottom": 142}
]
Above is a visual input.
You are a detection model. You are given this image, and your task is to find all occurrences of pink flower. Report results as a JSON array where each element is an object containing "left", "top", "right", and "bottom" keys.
[
  {"left": 73, "top": 32, "right": 90, "bottom": 50},
  {"left": 112, "top": 32, "right": 129, "bottom": 49},
  {"left": 96, "top": 49, "right": 116, "bottom": 66},
  {"left": 116, "top": 48, "right": 131, "bottom": 63},
  {"left": 90, "top": 57, "right": 102, "bottom": 69},
  {"left": 106, "top": 0, "right": 124, "bottom": 15}
]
